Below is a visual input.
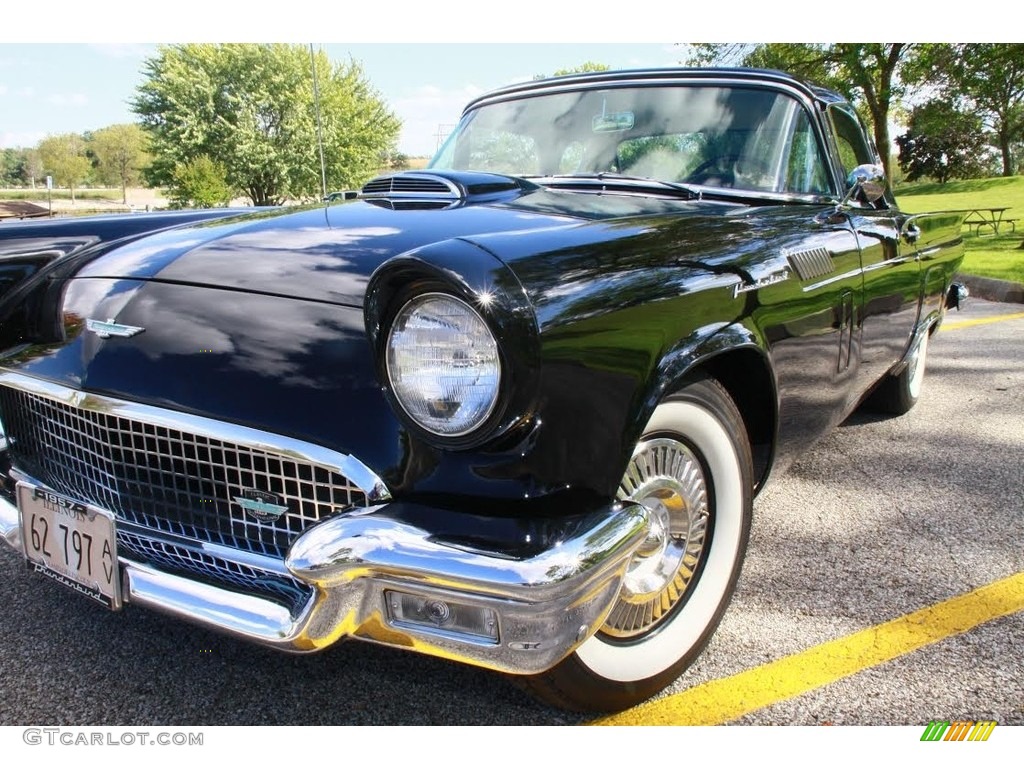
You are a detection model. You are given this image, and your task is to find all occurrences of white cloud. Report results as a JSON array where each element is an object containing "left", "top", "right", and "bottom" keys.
[
  {"left": 394, "top": 83, "right": 484, "bottom": 157},
  {"left": 46, "top": 93, "right": 88, "bottom": 107},
  {"left": 0, "top": 84, "right": 35, "bottom": 100}
]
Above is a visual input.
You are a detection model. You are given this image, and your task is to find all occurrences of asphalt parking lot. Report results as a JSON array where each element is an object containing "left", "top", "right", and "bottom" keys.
[{"left": 0, "top": 300, "right": 1021, "bottom": 727}]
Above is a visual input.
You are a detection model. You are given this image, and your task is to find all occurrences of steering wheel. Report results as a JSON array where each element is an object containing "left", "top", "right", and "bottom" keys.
[{"left": 684, "top": 155, "right": 740, "bottom": 187}]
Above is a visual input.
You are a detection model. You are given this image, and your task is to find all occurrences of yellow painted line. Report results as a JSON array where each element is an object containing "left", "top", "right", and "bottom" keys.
[
  {"left": 942, "top": 312, "right": 1024, "bottom": 331},
  {"left": 592, "top": 571, "right": 1024, "bottom": 726}
]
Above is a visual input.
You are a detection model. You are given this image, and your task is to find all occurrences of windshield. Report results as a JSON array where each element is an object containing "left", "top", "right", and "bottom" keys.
[{"left": 431, "top": 85, "right": 831, "bottom": 197}]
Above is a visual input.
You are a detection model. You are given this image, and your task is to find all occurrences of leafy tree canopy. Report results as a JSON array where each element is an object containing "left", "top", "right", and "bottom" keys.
[
  {"left": 553, "top": 62, "right": 610, "bottom": 76},
  {"left": 133, "top": 44, "right": 401, "bottom": 206},
  {"left": 689, "top": 44, "right": 918, "bottom": 180},
  {"left": 535, "top": 61, "right": 610, "bottom": 80},
  {"left": 169, "top": 155, "right": 233, "bottom": 208},
  {"left": 896, "top": 100, "right": 991, "bottom": 184},
  {"left": 89, "top": 123, "right": 150, "bottom": 204},
  {"left": 1, "top": 148, "right": 23, "bottom": 186},
  {"left": 911, "top": 43, "right": 1024, "bottom": 176},
  {"left": 38, "top": 133, "right": 91, "bottom": 202}
]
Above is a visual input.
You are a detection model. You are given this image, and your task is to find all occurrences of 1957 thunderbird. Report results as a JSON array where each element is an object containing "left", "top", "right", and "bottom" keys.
[{"left": 0, "top": 68, "right": 966, "bottom": 712}]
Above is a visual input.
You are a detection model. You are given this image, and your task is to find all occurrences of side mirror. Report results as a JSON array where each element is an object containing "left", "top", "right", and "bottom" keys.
[{"left": 838, "top": 164, "right": 887, "bottom": 208}]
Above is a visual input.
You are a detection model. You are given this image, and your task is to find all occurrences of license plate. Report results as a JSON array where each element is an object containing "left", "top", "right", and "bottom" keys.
[{"left": 17, "top": 482, "right": 122, "bottom": 609}]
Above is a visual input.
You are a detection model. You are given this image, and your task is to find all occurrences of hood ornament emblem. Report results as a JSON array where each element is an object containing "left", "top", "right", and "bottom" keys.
[
  {"left": 234, "top": 489, "right": 289, "bottom": 522},
  {"left": 86, "top": 318, "right": 145, "bottom": 339}
]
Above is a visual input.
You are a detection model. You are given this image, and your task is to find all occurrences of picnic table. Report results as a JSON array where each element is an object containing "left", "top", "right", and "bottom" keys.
[{"left": 962, "top": 207, "right": 1016, "bottom": 236}]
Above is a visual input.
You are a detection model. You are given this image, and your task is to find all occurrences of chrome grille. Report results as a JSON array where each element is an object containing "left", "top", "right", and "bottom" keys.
[
  {"left": 0, "top": 386, "right": 370, "bottom": 559},
  {"left": 118, "top": 531, "right": 312, "bottom": 613}
]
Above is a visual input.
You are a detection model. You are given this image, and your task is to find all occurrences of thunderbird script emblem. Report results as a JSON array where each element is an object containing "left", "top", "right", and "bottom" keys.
[
  {"left": 234, "top": 489, "right": 289, "bottom": 522},
  {"left": 86, "top": 318, "right": 145, "bottom": 339}
]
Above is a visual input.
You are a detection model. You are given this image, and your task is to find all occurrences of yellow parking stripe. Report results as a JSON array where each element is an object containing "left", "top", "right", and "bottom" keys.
[
  {"left": 942, "top": 312, "right": 1024, "bottom": 331},
  {"left": 592, "top": 571, "right": 1024, "bottom": 726}
]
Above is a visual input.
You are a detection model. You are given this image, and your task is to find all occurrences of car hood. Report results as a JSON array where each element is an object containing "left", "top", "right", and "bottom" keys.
[{"left": 70, "top": 185, "right": 743, "bottom": 307}]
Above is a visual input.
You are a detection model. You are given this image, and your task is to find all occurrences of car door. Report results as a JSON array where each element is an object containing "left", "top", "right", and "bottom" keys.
[
  {"left": 752, "top": 105, "right": 867, "bottom": 468},
  {"left": 827, "top": 103, "right": 920, "bottom": 394}
]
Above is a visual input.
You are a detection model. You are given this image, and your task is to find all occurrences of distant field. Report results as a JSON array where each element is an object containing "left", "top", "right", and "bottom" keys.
[
  {"left": 896, "top": 176, "right": 1024, "bottom": 285},
  {"left": 0, "top": 186, "right": 169, "bottom": 214},
  {"left": 0, "top": 188, "right": 127, "bottom": 202}
]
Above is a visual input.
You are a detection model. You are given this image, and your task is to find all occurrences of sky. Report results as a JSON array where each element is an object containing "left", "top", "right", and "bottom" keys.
[
  {"left": 0, "top": 43, "right": 688, "bottom": 157},
  {"left": 0, "top": 1, "right": 1000, "bottom": 157}
]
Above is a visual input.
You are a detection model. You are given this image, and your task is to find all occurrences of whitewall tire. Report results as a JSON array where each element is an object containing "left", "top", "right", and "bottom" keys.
[{"left": 522, "top": 377, "right": 752, "bottom": 712}]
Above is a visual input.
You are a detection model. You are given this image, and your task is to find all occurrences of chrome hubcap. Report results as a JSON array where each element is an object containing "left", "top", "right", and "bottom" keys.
[{"left": 603, "top": 437, "right": 709, "bottom": 639}]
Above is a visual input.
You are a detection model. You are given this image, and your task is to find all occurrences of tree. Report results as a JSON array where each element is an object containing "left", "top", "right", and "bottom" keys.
[
  {"left": 168, "top": 155, "right": 233, "bottom": 208},
  {"left": 90, "top": 124, "right": 150, "bottom": 204},
  {"left": 896, "top": 101, "right": 990, "bottom": 184},
  {"left": 133, "top": 44, "right": 401, "bottom": 206},
  {"left": 689, "top": 44, "right": 918, "bottom": 180},
  {"left": 1, "top": 148, "right": 22, "bottom": 187},
  {"left": 21, "top": 149, "right": 43, "bottom": 188},
  {"left": 535, "top": 61, "right": 610, "bottom": 80},
  {"left": 913, "top": 44, "right": 1024, "bottom": 177},
  {"left": 38, "top": 133, "right": 91, "bottom": 202}
]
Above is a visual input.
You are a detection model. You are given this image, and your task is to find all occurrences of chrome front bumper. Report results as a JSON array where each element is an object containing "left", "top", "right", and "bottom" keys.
[{"left": 0, "top": 481, "right": 649, "bottom": 675}]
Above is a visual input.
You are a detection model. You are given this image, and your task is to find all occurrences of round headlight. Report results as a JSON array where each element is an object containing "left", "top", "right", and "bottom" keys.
[{"left": 386, "top": 293, "right": 501, "bottom": 437}]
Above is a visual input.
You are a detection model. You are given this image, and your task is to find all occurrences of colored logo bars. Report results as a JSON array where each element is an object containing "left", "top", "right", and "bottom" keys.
[{"left": 921, "top": 720, "right": 997, "bottom": 741}]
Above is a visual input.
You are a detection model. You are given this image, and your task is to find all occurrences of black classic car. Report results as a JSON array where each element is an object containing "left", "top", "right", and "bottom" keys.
[{"left": 0, "top": 68, "right": 966, "bottom": 713}]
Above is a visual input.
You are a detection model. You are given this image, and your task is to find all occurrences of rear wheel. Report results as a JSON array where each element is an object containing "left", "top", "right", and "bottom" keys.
[
  {"left": 865, "top": 329, "right": 929, "bottom": 415},
  {"left": 521, "top": 377, "right": 753, "bottom": 712}
]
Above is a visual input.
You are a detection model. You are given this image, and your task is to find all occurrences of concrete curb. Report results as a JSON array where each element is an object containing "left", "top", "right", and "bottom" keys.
[{"left": 955, "top": 273, "right": 1024, "bottom": 305}]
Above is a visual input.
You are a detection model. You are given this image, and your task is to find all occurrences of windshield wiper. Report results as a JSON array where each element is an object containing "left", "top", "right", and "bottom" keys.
[{"left": 523, "top": 173, "right": 702, "bottom": 200}]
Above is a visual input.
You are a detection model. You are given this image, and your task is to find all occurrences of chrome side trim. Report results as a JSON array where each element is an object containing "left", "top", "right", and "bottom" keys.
[{"left": 0, "top": 370, "right": 391, "bottom": 503}]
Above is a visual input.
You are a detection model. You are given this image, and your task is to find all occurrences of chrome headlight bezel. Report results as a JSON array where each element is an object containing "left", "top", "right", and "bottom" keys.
[{"left": 384, "top": 292, "right": 503, "bottom": 439}]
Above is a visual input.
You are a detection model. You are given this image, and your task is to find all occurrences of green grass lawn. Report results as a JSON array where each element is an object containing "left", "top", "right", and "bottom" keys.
[{"left": 895, "top": 176, "right": 1024, "bottom": 284}]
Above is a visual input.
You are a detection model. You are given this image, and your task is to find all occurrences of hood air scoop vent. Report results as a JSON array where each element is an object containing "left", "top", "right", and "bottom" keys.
[
  {"left": 360, "top": 171, "right": 531, "bottom": 208},
  {"left": 361, "top": 173, "right": 461, "bottom": 202}
]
